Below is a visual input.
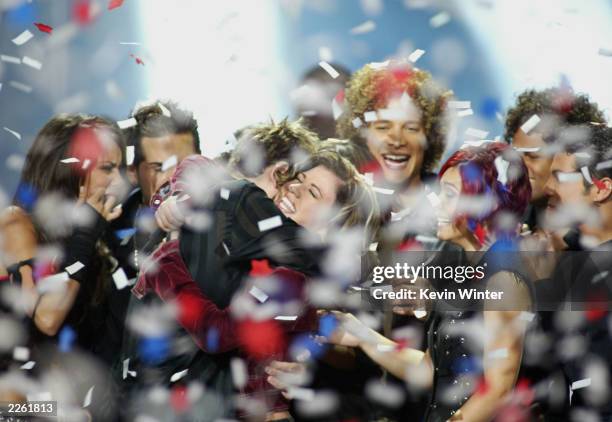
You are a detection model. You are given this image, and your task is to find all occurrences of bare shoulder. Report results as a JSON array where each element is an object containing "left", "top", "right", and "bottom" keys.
[
  {"left": 484, "top": 270, "right": 532, "bottom": 314},
  {"left": 0, "top": 206, "right": 38, "bottom": 264}
]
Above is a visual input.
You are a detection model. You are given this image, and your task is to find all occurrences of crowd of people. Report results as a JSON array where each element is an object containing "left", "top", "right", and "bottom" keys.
[{"left": 0, "top": 60, "right": 611, "bottom": 422}]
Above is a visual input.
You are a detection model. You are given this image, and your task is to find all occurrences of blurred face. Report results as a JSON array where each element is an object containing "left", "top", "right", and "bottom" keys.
[
  {"left": 86, "top": 142, "right": 123, "bottom": 199},
  {"left": 544, "top": 153, "right": 588, "bottom": 211},
  {"left": 133, "top": 133, "right": 197, "bottom": 205},
  {"left": 274, "top": 165, "right": 343, "bottom": 232},
  {"left": 512, "top": 129, "right": 553, "bottom": 201},
  {"left": 437, "top": 166, "right": 465, "bottom": 243},
  {"left": 365, "top": 97, "right": 426, "bottom": 186}
]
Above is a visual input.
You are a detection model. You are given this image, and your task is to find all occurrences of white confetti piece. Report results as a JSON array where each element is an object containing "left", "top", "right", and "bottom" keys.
[
  {"left": 596, "top": 160, "right": 612, "bottom": 170},
  {"left": 571, "top": 378, "right": 591, "bottom": 390},
  {"left": 22, "top": 56, "right": 42, "bottom": 70},
  {"left": 376, "top": 344, "right": 394, "bottom": 352},
  {"left": 249, "top": 286, "right": 269, "bottom": 303},
  {"left": 457, "top": 109, "right": 474, "bottom": 117},
  {"left": 352, "top": 117, "right": 363, "bottom": 128},
  {"left": 20, "top": 360, "right": 35, "bottom": 370},
  {"left": 368, "top": 242, "right": 378, "bottom": 252},
  {"left": 13, "top": 346, "right": 29, "bottom": 361},
  {"left": 378, "top": 108, "right": 407, "bottom": 121},
  {"left": 557, "top": 172, "right": 583, "bottom": 183},
  {"left": 170, "top": 369, "right": 188, "bottom": 383},
  {"left": 220, "top": 188, "right": 230, "bottom": 200},
  {"left": 426, "top": 191, "right": 441, "bottom": 208},
  {"left": 119, "top": 41, "right": 141, "bottom": 45},
  {"left": 274, "top": 315, "right": 298, "bottom": 321},
  {"left": 161, "top": 155, "right": 178, "bottom": 172},
  {"left": 158, "top": 102, "right": 171, "bottom": 117},
  {"left": 494, "top": 155, "right": 510, "bottom": 185},
  {"left": 117, "top": 117, "right": 137, "bottom": 129},
  {"left": 365, "top": 379, "right": 405, "bottom": 408},
  {"left": 332, "top": 98, "right": 343, "bottom": 120},
  {"left": 369, "top": 60, "right": 389, "bottom": 70},
  {"left": 580, "top": 166, "right": 593, "bottom": 184},
  {"left": 430, "top": 11, "right": 451, "bottom": 28},
  {"left": 221, "top": 241, "right": 230, "bottom": 256},
  {"left": 318, "top": 46, "right": 333, "bottom": 62},
  {"left": 350, "top": 20, "right": 376, "bottom": 34},
  {"left": 448, "top": 101, "right": 471, "bottom": 109},
  {"left": 0, "top": 54, "right": 20, "bottom": 64},
  {"left": 9, "top": 81, "right": 32, "bottom": 93},
  {"left": 513, "top": 147, "right": 540, "bottom": 153},
  {"left": 465, "top": 128, "right": 489, "bottom": 139},
  {"left": 112, "top": 267, "right": 130, "bottom": 290},
  {"left": 574, "top": 152, "right": 591, "bottom": 159},
  {"left": 38, "top": 272, "right": 69, "bottom": 293},
  {"left": 123, "top": 358, "right": 137, "bottom": 379},
  {"left": 287, "top": 387, "right": 315, "bottom": 401},
  {"left": 65, "top": 261, "right": 84, "bottom": 275},
  {"left": 318, "top": 61, "right": 339, "bottom": 79},
  {"left": 373, "top": 186, "right": 394, "bottom": 195},
  {"left": 518, "top": 311, "right": 535, "bottom": 322},
  {"left": 363, "top": 111, "right": 378, "bottom": 122},
  {"left": 520, "top": 114, "right": 541, "bottom": 134},
  {"left": 60, "top": 157, "right": 80, "bottom": 164},
  {"left": 82, "top": 159, "right": 91, "bottom": 170},
  {"left": 231, "top": 358, "right": 247, "bottom": 389},
  {"left": 488, "top": 348, "right": 509, "bottom": 359},
  {"left": 12, "top": 29, "right": 34, "bottom": 46},
  {"left": 83, "top": 386, "right": 94, "bottom": 407},
  {"left": 413, "top": 309, "right": 427, "bottom": 319},
  {"left": 408, "top": 48, "right": 425, "bottom": 63},
  {"left": 597, "top": 48, "right": 612, "bottom": 57},
  {"left": 126, "top": 145, "right": 135, "bottom": 166},
  {"left": 3, "top": 127, "right": 21, "bottom": 140},
  {"left": 257, "top": 215, "right": 282, "bottom": 232}
]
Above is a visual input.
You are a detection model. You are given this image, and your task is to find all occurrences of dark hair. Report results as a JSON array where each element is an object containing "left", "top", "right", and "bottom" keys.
[
  {"left": 439, "top": 142, "right": 531, "bottom": 235},
  {"left": 566, "top": 124, "right": 612, "bottom": 185},
  {"left": 504, "top": 88, "right": 606, "bottom": 142},
  {"left": 15, "top": 114, "right": 125, "bottom": 210},
  {"left": 126, "top": 100, "right": 201, "bottom": 166},
  {"left": 229, "top": 118, "right": 318, "bottom": 177}
]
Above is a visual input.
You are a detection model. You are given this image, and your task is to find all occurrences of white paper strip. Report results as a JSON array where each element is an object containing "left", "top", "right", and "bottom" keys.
[
  {"left": 126, "top": 145, "right": 135, "bottom": 165},
  {"left": 520, "top": 114, "right": 541, "bottom": 134},
  {"left": 557, "top": 172, "right": 583, "bottom": 183},
  {"left": 363, "top": 111, "right": 378, "bottom": 122},
  {"left": 112, "top": 267, "right": 130, "bottom": 290},
  {"left": 274, "top": 315, "right": 298, "bottom": 321},
  {"left": 257, "top": 215, "right": 282, "bottom": 232},
  {"left": 571, "top": 378, "right": 591, "bottom": 390},
  {"left": 332, "top": 99, "right": 343, "bottom": 120},
  {"left": 373, "top": 186, "right": 394, "bottom": 195},
  {"left": 514, "top": 147, "right": 540, "bottom": 153},
  {"left": 596, "top": 160, "right": 612, "bottom": 170},
  {"left": 60, "top": 157, "right": 80, "bottom": 164},
  {"left": 3, "top": 127, "right": 22, "bottom": 140},
  {"left": 448, "top": 101, "right": 471, "bottom": 109},
  {"left": 161, "top": 155, "right": 178, "bottom": 172},
  {"left": 65, "top": 261, "right": 85, "bottom": 275},
  {"left": 158, "top": 102, "right": 171, "bottom": 117},
  {"left": 0, "top": 54, "right": 20, "bottom": 64},
  {"left": 352, "top": 117, "right": 363, "bottom": 128},
  {"left": 430, "top": 11, "right": 451, "bottom": 28},
  {"left": 12, "top": 30, "right": 34, "bottom": 46},
  {"left": 22, "top": 56, "right": 42, "bottom": 70},
  {"left": 220, "top": 188, "right": 230, "bottom": 200},
  {"left": 9, "top": 81, "right": 32, "bottom": 93},
  {"left": 408, "top": 49, "right": 425, "bottom": 63},
  {"left": 488, "top": 348, "right": 509, "bottom": 360},
  {"left": 20, "top": 361, "right": 36, "bottom": 370},
  {"left": 350, "top": 20, "right": 376, "bottom": 34},
  {"left": 13, "top": 346, "right": 30, "bottom": 362},
  {"left": 249, "top": 286, "right": 269, "bottom": 303},
  {"left": 465, "top": 128, "right": 489, "bottom": 139},
  {"left": 457, "top": 109, "right": 474, "bottom": 117},
  {"left": 83, "top": 386, "right": 94, "bottom": 407},
  {"left": 170, "top": 369, "right": 189, "bottom": 383},
  {"left": 318, "top": 61, "right": 339, "bottom": 79},
  {"left": 117, "top": 117, "right": 137, "bottom": 129}
]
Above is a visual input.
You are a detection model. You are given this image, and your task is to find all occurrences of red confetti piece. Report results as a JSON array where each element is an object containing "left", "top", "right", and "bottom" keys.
[
  {"left": 334, "top": 88, "right": 345, "bottom": 104},
  {"left": 514, "top": 378, "right": 534, "bottom": 406},
  {"left": 108, "top": 0, "right": 124, "bottom": 10},
  {"left": 394, "top": 339, "right": 409, "bottom": 351},
  {"left": 67, "top": 126, "right": 105, "bottom": 176},
  {"left": 395, "top": 238, "right": 421, "bottom": 251},
  {"left": 585, "top": 308, "right": 607, "bottom": 322},
  {"left": 73, "top": 0, "right": 94, "bottom": 25},
  {"left": 34, "top": 23, "right": 53, "bottom": 34},
  {"left": 474, "top": 223, "right": 487, "bottom": 246},
  {"left": 237, "top": 319, "right": 285, "bottom": 360},
  {"left": 169, "top": 384, "right": 190, "bottom": 413},
  {"left": 249, "top": 259, "right": 273, "bottom": 277},
  {"left": 129, "top": 54, "right": 144, "bottom": 65},
  {"left": 176, "top": 291, "right": 203, "bottom": 328},
  {"left": 474, "top": 377, "right": 489, "bottom": 395},
  {"left": 592, "top": 176, "right": 606, "bottom": 191}
]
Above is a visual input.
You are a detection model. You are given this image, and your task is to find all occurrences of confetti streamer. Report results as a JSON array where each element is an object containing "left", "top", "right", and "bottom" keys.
[
  {"left": 249, "top": 286, "right": 269, "bottom": 303},
  {"left": 257, "top": 215, "right": 282, "bottom": 232},
  {"left": 170, "top": 369, "right": 189, "bottom": 383},
  {"left": 3, "top": 127, "right": 22, "bottom": 140},
  {"left": 274, "top": 315, "right": 298, "bottom": 321},
  {"left": 430, "top": 11, "right": 451, "bottom": 28},
  {"left": 408, "top": 48, "right": 425, "bottom": 63},
  {"left": 9, "top": 81, "right": 32, "bottom": 93},
  {"left": 318, "top": 61, "right": 339, "bottom": 79},
  {"left": 117, "top": 117, "right": 137, "bottom": 129},
  {"left": 20, "top": 361, "right": 36, "bottom": 370},
  {"left": 12, "top": 29, "right": 34, "bottom": 46},
  {"left": 112, "top": 267, "right": 130, "bottom": 290},
  {"left": 108, "top": 0, "right": 124, "bottom": 10},
  {"left": 571, "top": 378, "right": 591, "bottom": 390},
  {"left": 520, "top": 114, "right": 541, "bottom": 134},
  {"left": 231, "top": 358, "right": 247, "bottom": 389},
  {"left": 22, "top": 56, "right": 42, "bottom": 70},
  {"left": 12, "top": 346, "right": 29, "bottom": 361},
  {"left": 65, "top": 261, "right": 84, "bottom": 275},
  {"left": 161, "top": 155, "right": 178, "bottom": 172},
  {"left": 34, "top": 23, "right": 53, "bottom": 34},
  {"left": 350, "top": 20, "right": 376, "bottom": 34},
  {"left": 122, "top": 358, "right": 137, "bottom": 379},
  {"left": 0, "top": 55, "right": 21, "bottom": 64},
  {"left": 125, "top": 145, "right": 135, "bottom": 165},
  {"left": 83, "top": 386, "right": 94, "bottom": 407}
]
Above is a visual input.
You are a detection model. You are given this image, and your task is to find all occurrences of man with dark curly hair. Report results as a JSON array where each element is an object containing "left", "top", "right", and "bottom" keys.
[{"left": 504, "top": 88, "right": 605, "bottom": 233}]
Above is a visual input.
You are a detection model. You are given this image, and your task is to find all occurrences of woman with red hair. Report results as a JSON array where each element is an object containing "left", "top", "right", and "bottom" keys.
[{"left": 319, "top": 142, "right": 535, "bottom": 422}]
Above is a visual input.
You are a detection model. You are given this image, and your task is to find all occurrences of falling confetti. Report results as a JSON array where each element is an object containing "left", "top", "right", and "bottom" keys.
[
  {"left": 3, "top": 127, "right": 22, "bottom": 140},
  {"left": 108, "top": 0, "right": 124, "bottom": 11},
  {"left": 34, "top": 22, "right": 53, "bottom": 34},
  {"left": 318, "top": 61, "right": 339, "bottom": 79},
  {"left": 257, "top": 215, "right": 282, "bottom": 232},
  {"left": 12, "top": 29, "right": 33, "bottom": 45},
  {"left": 408, "top": 48, "right": 425, "bottom": 63},
  {"left": 130, "top": 53, "right": 145, "bottom": 65},
  {"left": 350, "top": 20, "right": 376, "bottom": 35},
  {"left": 430, "top": 11, "right": 451, "bottom": 28}
]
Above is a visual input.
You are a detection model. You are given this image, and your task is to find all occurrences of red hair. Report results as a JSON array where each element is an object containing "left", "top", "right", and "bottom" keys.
[{"left": 439, "top": 142, "right": 531, "bottom": 237}]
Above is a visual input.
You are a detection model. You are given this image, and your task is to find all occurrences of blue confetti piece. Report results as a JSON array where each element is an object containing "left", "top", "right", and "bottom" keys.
[
  {"left": 58, "top": 326, "right": 76, "bottom": 353},
  {"left": 6, "top": 2, "right": 36, "bottom": 27},
  {"left": 139, "top": 336, "right": 170, "bottom": 365},
  {"left": 206, "top": 328, "right": 219, "bottom": 352},
  {"left": 479, "top": 97, "right": 500, "bottom": 120},
  {"left": 15, "top": 183, "right": 37, "bottom": 212},
  {"left": 290, "top": 334, "right": 327, "bottom": 361},
  {"left": 114, "top": 228, "right": 137, "bottom": 241},
  {"left": 461, "top": 163, "right": 482, "bottom": 184},
  {"left": 451, "top": 354, "right": 480, "bottom": 374},
  {"left": 318, "top": 313, "right": 338, "bottom": 338}
]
